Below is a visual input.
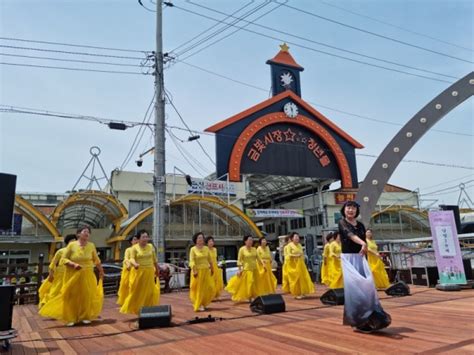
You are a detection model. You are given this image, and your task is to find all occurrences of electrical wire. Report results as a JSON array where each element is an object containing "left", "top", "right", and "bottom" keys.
[
  {"left": 0, "top": 105, "right": 153, "bottom": 128},
  {"left": 0, "top": 36, "right": 148, "bottom": 53},
  {"left": 179, "top": 1, "right": 287, "bottom": 62},
  {"left": 167, "top": 128, "right": 211, "bottom": 174},
  {"left": 0, "top": 52, "right": 152, "bottom": 68},
  {"left": 277, "top": 1, "right": 473, "bottom": 64},
  {"left": 182, "top": 1, "right": 460, "bottom": 80},
  {"left": 171, "top": 5, "right": 455, "bottom": 84},
  {"left": 174, "top": 60, "right": 472, "bottom": 138},
  {"left": 164, "top": 91, "right": 216, "bottom": 165},
  {"left": 316, "top": 0, "right": 473, "bottom": 53},
  {"left": 120, "top": 93, "right": 156, "bottom": 170},
  {"left": 138, "top": 0, "right": 156, "bottom": 13},
  {"left": 176, "top": 1, "right": 272, "bottom": 58},
  {"left": 0, "top": 62, "right": 149, "bottom": 75},
  {"left": 166, "top": 128, "right": 209, "bottom": 176},
  {"left": 170, "top": 1, "right": 254, "bottom": 53},
  {"left": 0, "top": 44, "right": 145, "bottom": 60}
]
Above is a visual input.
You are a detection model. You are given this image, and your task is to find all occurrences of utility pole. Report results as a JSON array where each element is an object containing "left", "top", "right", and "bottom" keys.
[{"left": 153, "top": 0, "right": 166, "bottom": 262}]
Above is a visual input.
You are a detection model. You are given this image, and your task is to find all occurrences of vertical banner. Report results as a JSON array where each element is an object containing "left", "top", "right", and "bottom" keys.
[{"left": 428, "top": 210, "right": 467, "bottom": 285}]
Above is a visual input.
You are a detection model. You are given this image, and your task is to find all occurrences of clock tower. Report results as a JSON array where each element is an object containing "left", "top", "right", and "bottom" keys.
[{"left": 266, "top": 43, "right": 304, "bottom": 97}]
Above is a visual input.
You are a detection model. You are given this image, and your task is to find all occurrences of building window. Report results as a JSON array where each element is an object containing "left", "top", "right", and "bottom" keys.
[
  {"left": 278, "top": 221, "right": 288, "bottom": 236},
  {"left": 334, "top": 212, "right": 342, "bottom": 224},
  {"left": 310, "top": 213, "right": 324, "bottom": 227},
  {"left": 290, "top": 218, "right": 306, "bottom": 230},
  {"left": 265, "top": 223, "right": 275, "bottom": 233}
]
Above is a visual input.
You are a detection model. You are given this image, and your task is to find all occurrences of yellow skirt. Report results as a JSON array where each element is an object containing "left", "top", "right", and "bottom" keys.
[
  {"left": 38, "top": 279, "right": 52, "bottom": 309},
  {"left": 39, "top": 267, "right": 103, "bottom": 324},
  {"left": 225, "top": 269, "right": 259, "bottom": 302},
  {"left": 190, "top": 268, "right": 215, "bottom": 311},
  {"left": 328, "top": 257, "right": 343, "bottom": 289},
  {"left": 368, "top": 253, "right": 390, "bottom": 289},
  {"left": 120, "top": 267, "right": 160, "bottom": 315},
  {"left": 38, "top": 267, "right": 66, "bottom": 309},
  {"left": 117, "top": 267, "right": 131, "bottom": 306},
  {"left": 321, "top": 259, "right": 331, "bottom": 286},
  {"left": 286, "top": 258, "right": 315, "bottom": 296},
  {"left": 211, "top": 263, "right": 224, "bottom": 299},
  {"left": 282, "top": 261, "right": 290, "bottom": 293},
  {"left": 256, "top": 261, "right": 277, "bottom": 295}
]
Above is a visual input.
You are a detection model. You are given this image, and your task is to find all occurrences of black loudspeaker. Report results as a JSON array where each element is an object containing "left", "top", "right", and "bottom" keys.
[
  {"left": 138, "top": 305, "right": 172, "bottom": 329},
  {"left": 0, "top": 286, "right": 15, "bottom": 331},
  {"left": 440, "top": 205, "right": 461, "bottom": 233},
  {"left": 250, "top": 294, "right": 285, "bottom": 314},
  {"left": 385, "top": 281, "right": 410, "bottom": 297},
  {"left": 0, "top": 173, "right": 17, "bottom": 230},
  {"left": 320, "top": 288, "right": 344, "bottom": 305}
]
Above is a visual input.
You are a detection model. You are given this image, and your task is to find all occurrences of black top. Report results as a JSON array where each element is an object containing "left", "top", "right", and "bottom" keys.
[{"left": 338, "top": 218, "right": 366, "bottom": 254}]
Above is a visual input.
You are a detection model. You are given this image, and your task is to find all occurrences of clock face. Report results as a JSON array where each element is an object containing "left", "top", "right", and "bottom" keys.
[
  {"left": 280, "top": 71, "right": 294, "bottom": 88},
  {"left": 283, "top": 102, "right": 298, "bottom": 118}
]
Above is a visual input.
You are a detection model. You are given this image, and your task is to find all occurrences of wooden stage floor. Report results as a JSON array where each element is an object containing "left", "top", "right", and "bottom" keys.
[{"left": 8, "top": 285, "right": 474, "bottom": 354}]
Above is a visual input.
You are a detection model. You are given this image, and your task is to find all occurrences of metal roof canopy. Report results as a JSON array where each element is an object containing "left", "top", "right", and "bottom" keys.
[
  {"left": 244, "top": 174, "right": 335, "bottom": 207},
  {"left": 52, "top": 190, "right": 127, "bottom": 230}
]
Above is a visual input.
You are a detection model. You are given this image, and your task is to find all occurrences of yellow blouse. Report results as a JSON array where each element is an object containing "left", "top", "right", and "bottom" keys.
[
  {"left": 283, "top": 244, "right": 290, "bottom": 261},
  {"left": 287, "top": 242, "right": 304, "bottom": 259},
  {"left": 322, "top": 243, "right": 330, "bottom": 258},
  {"left": 367, "top": 239, "right": 379, "bottom": 254},
  {"left": 257, "top": 246, "right": 272, "bottom": 263},
  {"left": 61, "top": 241, "right": 100, "bottom": 269},
  {"left": 189, "top": 246, "right": 212, "bottom": 270},
  {"left": 329, "top": 241, "right": 341, "bottom": 258},
  {"left": 238, "top": 246, "right": 258, "bottom": 271},
  {"left": 49, "top": 248, "right": 65, "bottom": 271},
  {"left": 123, "top": 246, "right": 134, "bottom": 268},
  {"left": 130, "top": 243, "right": 157, "bottom": 268}
]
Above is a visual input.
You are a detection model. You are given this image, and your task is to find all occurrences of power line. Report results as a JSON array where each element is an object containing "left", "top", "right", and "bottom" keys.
[
  {"left": 179, "top": 1, "right": 287, "bottom": 62},
  {"left": 176, "top": 1, "right": 272, "bottom": 58},
  {"left": 0, "top": 52, "right": 151, "bottom": 68},
  {"left": 138, "top": 0, "right": 156, "bottom": 13},
  {"left": 317, "top": 0, "right": 473, "bottom": 53},
  {"left": 0, "top": 36, "right": 148, "bottom": 53},
  {"left": 0, "top": 44, "right": 145, "bottom": 60},
  {"left": 175, "top": 60, "right": 472, "bottom": 138},
  {"left": 170, "top": 0, "right": 255, "bottom": 54},
  {"left": 164, "top": 91, "right": 216, "bottom": 165},
  {"left": 420, "top": 173, "right": 474, "bottom": 191},
  {"left": 183, "top": 1, "right": 460, "bottom": 80},
  {"left": 166, "top": 128, "right": 209, "bottom": 177},
  {"left": 171, "top": 4, "right": 455, "bottom": 84},
  {"left": 0, "top": 105, "right": 153, "bottom": 127},
  {"left": 0, "top": 61, "right": 149, "bottom": 75},
  {"left": 166, "top": 124, "right": 474, "bottom": 170},
  {"left": 120, "top": 93, "right": 156, "bottom": 170},
  {"left": 277, "top": 1, "right": 473, "bottom": 64}
]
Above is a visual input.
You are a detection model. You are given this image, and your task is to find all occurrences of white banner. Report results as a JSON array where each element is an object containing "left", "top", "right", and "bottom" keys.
[
  {"left": 246, "top": 209, "right": 304, "bottom": 218},
  {"left": 187, "top": 179, "right": 236, "bottom": 196}
]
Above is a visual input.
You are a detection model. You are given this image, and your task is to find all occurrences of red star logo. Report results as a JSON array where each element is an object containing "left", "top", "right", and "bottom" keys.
[{"left": 283, "top": 128, "right": 296, "bottom": 142}]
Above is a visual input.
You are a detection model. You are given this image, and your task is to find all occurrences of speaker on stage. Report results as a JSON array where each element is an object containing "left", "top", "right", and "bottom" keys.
[
  {"left": 0, "top": 286, "right": 15, "bottom": 331},
  {"left": 0, "top": 173, "right": 17, "bottom": 230},
  {"left": 385, "top": 281, "right": 410, "bottom": 297},
  {"left": 250, "top": 294, "right": 285, "bottom": 314},
  {"left": 320, "top": 288, "right": 344, "bottom": 305},
  {"left": 138, "top": 305, "right": 172, "bottom": 329}
]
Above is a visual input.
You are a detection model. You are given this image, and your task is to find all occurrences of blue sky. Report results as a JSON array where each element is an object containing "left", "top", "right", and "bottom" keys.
[{"left": 0, "top": 0, "right": 473, "bottom": 208}]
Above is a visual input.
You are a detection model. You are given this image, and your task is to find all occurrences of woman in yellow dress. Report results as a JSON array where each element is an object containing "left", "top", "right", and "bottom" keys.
[
  {"left": 281, "top": 235, "right": 291, "bottom": 293},
  {"left": 39, "top": 225, "right": 104, "bottom": 326},
  {"left": 206, "top": 236, "right": 224, "bottom": 300},
  {"left": 189, "top": 232, "right": 215, "bottom": 311},
  {"left": 256, "top": 236, "right": 277, "bottom": 295},
  {"left": 328, "top": 232, "right": 343, "bottom": 289},
  {"left": 38, "top": 234, "right": 77, "bottom": 309},
  {"left": 116, "top": 234, "right": 138, "bottom": 306},
  {"left": 286, "top": 232, "right": 315, "bottom": 299},
  {"left": 120, "top": 229, "right": 160, "bottom": 315},
  {"left": 320, "top": 232, "right": 334, "bottom": 286},
  {"left": 366, "top": 229, "right": 391, "bottom": 289},
  {"left": 225, "top": 235, "right": 259, "bottom": 302}
]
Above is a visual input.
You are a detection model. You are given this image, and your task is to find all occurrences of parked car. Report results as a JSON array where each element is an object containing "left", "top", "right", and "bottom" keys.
[{"left": 218, "top": 260, "right": 239, "bottom": 282}]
